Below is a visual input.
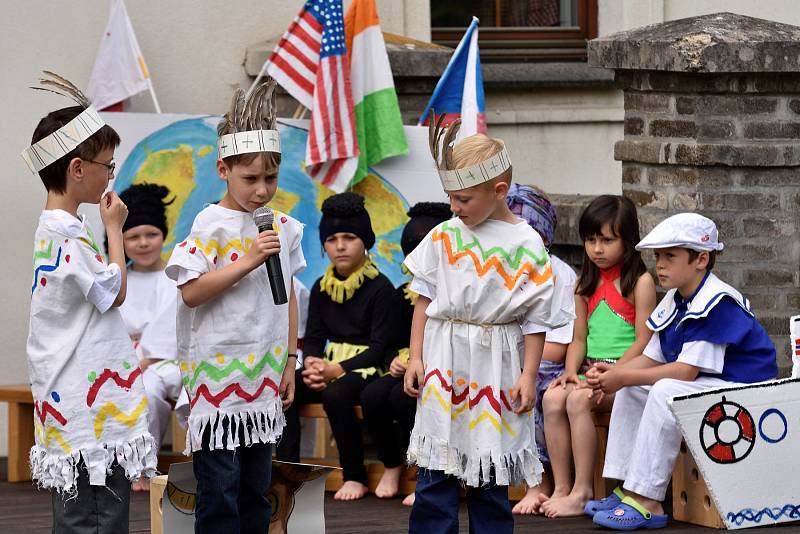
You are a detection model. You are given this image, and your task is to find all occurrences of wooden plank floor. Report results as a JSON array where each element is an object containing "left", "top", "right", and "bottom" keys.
[{"left": 1, "top": 459, "right": 798, "bottom": 533}]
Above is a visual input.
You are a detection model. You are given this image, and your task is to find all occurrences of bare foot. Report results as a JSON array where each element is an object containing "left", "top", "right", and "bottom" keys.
[
  {"left": 402, "top": 493, "right": 415, "bottom": 507},
  {"left": 512, "top": 486, "right": 550, "bottom": 515},
  {"left": 540, "top": 490, "right": 593, "bottom": 518},
  {"left": 132, "top": 478, "right": 150, "bottom": 492},
  {"left": 334, "top": 480, "right": 368, "bottom": 501},
  {"left": 375, "top": 466, "right": 402, "bottom": 498}
]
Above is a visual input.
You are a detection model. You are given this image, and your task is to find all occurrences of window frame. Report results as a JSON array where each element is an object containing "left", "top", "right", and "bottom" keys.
[{"left": 430, "top": 0, "right": 598, "bottom": 61}]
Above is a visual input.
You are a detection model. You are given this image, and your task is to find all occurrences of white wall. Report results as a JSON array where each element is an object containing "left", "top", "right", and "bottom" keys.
[{"left": 487, "top": 88, "right": 623, "bottom": 194}]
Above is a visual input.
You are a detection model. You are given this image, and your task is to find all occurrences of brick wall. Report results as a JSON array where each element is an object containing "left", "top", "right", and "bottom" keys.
[
  {"left": 589, "top": 14, "right": 800, "bottom": 372},
  {"left": 615, "top": 73, "right": 800, "bottom": 368}
]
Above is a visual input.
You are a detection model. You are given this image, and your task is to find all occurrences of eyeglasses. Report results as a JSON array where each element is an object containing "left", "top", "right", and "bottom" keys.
[{"left": 86, "top": 159, "right": 116, "bottom": 177}]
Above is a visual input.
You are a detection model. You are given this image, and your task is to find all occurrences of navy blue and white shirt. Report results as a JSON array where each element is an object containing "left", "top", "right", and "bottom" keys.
[{"left": 643, "top": 272, "right": 777, "bottom": 384}]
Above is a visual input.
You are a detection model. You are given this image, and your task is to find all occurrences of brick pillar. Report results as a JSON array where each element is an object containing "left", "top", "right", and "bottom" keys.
[{"left": 589, "top": 13, "right": 800, "bottom": 370}]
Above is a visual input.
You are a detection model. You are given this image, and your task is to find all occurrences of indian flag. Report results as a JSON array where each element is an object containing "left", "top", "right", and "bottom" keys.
[{"left": 345, "top": 0, "right": 408, "bottom": 185}]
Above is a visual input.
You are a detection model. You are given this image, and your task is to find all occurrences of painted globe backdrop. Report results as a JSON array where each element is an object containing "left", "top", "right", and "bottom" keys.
[{"left": 113, "top": 117, "right": 410, "bottom": 288}]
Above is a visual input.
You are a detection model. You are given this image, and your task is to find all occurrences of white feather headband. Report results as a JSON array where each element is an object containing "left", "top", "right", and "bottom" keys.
[
  {"left": 21, "top": 71, "right": 106, "bottom": 174},
  {"left": 427, "top": 110, "right": 511, "bottom": 191},
  {"left": 218, "top": 78, "right": 281, "bottom": 159}
]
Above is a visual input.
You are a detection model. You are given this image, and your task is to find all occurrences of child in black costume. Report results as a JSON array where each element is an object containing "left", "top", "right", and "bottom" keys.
[{"left": 276, "top": 192, "right": 402, "bottom": 500}]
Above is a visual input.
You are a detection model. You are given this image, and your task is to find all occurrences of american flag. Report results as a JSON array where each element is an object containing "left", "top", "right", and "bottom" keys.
[{"left": 265, "top": 0, "right": 359, "bottom": 192}]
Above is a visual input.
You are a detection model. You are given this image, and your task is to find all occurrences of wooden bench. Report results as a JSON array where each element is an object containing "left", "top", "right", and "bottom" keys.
[
  {"left": 0, "top": 385, "right": 35, "bottom": 482},
  {"left": 293, "top": 403, "right": 419, "bottom": 494}
]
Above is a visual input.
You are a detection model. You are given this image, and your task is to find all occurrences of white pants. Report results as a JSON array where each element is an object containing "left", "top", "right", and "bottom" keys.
[
  {"left": 602, "top": 377, "right": 732, "bottom": 501},
  {"left": 142, "top": 361, "right": 187, "bottom": 449}
]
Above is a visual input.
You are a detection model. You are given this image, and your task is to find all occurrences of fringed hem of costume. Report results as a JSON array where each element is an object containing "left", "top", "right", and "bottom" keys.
[
  {"left": 406, "top": 433, "right": 543, "bottom": 488},
  {"left": 185, "top": 405, "right": 286, "bottom": 454},
  {"left": 30, "top": 433, "right": 157, "bottom": 495},
  {"left": 319, "top": 258, "right": 379, "bottom": 303}
]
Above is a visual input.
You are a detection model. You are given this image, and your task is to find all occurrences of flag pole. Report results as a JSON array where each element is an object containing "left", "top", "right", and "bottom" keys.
[
  {"left": 146, "top": 78, "right": 162, "bottom": 114},
  {"left": 246, "top": 61, "right": 267, "bottom": 97}
]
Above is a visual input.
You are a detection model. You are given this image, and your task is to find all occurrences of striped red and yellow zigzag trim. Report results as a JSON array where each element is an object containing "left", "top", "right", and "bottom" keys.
[{"left": 420, "top": 369, "right": 528, "bottom": 435}]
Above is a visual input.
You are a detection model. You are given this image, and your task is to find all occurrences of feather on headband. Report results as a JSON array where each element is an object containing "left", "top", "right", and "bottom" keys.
[
  {"left": 21, "top": 71, "right": 106, "bottom": 174},
  {"left": 217, "top": 78, "right": 281, "bottom": 159},
  {"left": 426, "top": 109, "right": 511, "bottom": 191}
]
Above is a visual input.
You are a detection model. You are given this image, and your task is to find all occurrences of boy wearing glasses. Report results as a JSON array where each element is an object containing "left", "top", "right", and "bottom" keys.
[{"left": 23, "top": 73, "right": 156, "bottom": 533}]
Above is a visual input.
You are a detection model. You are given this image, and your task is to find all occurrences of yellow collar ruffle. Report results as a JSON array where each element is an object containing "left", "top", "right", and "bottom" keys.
[
  {"left": 320, "top": 258, "right": 379, "bottom": 303},
  {"left": 402, "top": 283, "right": 419, "bottom": 306}
]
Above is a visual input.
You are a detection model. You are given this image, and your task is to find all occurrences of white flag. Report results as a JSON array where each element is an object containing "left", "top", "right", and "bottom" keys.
[{"left": 86, "top": 0, "right": 152, "bottom": 110}]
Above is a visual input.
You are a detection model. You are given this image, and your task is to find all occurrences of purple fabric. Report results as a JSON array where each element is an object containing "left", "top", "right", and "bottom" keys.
[
  {"left": 534, "top": 359, "right": 564, "bottom": 464},
  {"left": 506, "top": 184, "right": 557, "bottom": 247}
]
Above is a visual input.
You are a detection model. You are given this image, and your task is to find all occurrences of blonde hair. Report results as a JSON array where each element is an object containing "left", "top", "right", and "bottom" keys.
[{"left": 451, "top": 134, "right": 513, "bottom": 187}]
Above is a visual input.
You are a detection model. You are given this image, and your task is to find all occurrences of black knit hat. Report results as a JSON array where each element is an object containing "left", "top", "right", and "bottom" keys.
[
  {"left": 319, "top": 192, "right": 375, "bottom": 250},
  {"left": 401, "top": 202, "right": 452, "bottom": 256},
  {"left": 119, "top": 183, "right": 173, "bottom": 237}
]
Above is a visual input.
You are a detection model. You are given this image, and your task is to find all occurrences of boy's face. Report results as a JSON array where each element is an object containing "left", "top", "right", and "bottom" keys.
[
  {"left": 217, "top": 154, "right": 278, "bottom": 213},
  {"left": 447, "top": 180, "right": 505, "bottom": 227},
  {"left": 653, "top": 247, "right": 708, "bottom": 293},
  {"left": 123, "top": 225, "right": 165, "bottom": 270},
  {"left": 68, "top": 147, "right": 115, "bottom": 204},
  {"left": 323, "top": 232, "right": 366, "bottom": 276}
]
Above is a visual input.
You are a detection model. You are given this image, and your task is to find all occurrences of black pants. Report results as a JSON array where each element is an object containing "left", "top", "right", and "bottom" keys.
[
  {"left": 360, "top": 375, "right": 417, "bottom": 468},
  {"left": 51, "top": 461, "right": 130, "bottom": 534},
  {"left": 277, "top": 370, "right": 375, "bottom": 485}
]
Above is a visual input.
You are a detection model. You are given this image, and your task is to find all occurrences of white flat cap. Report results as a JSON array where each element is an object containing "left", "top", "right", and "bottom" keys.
[{"left": 636, "top": 213, "right": 724, "bottom": 252}]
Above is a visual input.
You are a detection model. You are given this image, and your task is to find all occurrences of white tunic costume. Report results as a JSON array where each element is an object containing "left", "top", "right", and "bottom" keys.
[
  {"left": 404, "top": 217, "right": 573, "bottom": 487},
  {"left": 27, "top": 210, "right": 156, "bottom": 492},
  {"left": 119, "top": 269, "right": 187, "bottom": 447},
  {"left": 166, "top": 204, "right": 305, "bottom": 452}
]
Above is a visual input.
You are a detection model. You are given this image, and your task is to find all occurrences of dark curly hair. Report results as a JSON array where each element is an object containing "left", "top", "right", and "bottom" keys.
[
  {"left": 402, "top": 202, "right": 452, "bottom": 255},
  {"left": 119, "top": 183, "right": 174, "bottom": 237},
  {"left": 319, "top": 192, "right": 375, "bottom": 249}
]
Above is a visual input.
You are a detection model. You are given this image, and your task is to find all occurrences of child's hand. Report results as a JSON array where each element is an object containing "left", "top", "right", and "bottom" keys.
[
  {"left": 244, "top": 230, "right": 281, "bottom": 269},
  {"left": 511, "top": 373, "right": 536, "bottom": 414},
  {"left": 100, "top": 192, "right": 128, "bottom": 231},
  {"left": 279, "top": 362, "right": 295, "bottom": 410},
  {"left": 389, "top": 355, "right": 407, "bottom": 378},
  {"left": 584, "top": 362, "right": 610, "bottom": 388},
  {"left": 301, "top": 356, "right": 326, "bottom": 390},
  {"left": 593, "top": 363, "right": 624, "bottom": 396},
  {"left": 549, "top": 372, "right": 580, "bottom": 390},
  {"left": 403, "top": 359, "right": 425, "bottom": 397}
]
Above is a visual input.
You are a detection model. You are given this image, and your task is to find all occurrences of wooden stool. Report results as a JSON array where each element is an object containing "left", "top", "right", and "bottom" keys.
[
  {"left": 0, "top": 384, "right": 35, "bottom": 482},
  {"left": 672, "top": 441, "right": 725, "bottom": 529}
]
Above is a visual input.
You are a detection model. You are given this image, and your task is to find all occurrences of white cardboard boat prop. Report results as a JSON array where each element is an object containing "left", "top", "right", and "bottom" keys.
[{"left": 669, "top": 376, "right": 800, "bottom": 529}]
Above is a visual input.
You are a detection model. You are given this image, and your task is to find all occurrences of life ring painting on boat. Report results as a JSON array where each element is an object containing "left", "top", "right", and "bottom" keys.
[{"left": 669, "top": 377, "right": 800, "bottom": 530}]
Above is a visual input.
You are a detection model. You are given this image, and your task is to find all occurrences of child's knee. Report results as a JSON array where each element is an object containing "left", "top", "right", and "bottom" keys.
[
  {"left": 542, "top": 387, "right": 567, "bottom": 415},
  {"left": 565, "top": 387, "right": 591, "bottom": 415},
  {"left": 649, "top": 378, "right": 684, "bottom": 405}
]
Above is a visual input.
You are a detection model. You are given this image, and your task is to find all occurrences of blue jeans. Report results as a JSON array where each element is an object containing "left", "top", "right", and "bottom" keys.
[
  {"left": 409, "top": 469, "right": 513, "bottom": 534},
  {"left": 192, "top": 421, "right": 273, "bottom": 534}
]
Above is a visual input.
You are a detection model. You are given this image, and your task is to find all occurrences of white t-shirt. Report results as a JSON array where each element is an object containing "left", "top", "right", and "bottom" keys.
[
  {"left": 166, "top": 204, "right": 306, "bottom": 452},
  {"left": 643, "top": 333, "right": 727, "bottom": 375},
  {"left": 119, "top": 269, "right": 178, "bottom": 361},
  {"left": 27, "top": 210, "right": 156, "bottom": 492}
]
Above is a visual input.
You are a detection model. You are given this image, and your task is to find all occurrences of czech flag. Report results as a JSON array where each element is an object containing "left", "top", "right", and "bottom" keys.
[{"left": 418, "top": 17, "right": 486, "bottom": 139}]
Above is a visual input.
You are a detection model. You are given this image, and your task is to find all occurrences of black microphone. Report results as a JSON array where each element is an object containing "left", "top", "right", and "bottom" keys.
[{"left": 253, "top": 207, "right": 288, "bottom": 305}]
